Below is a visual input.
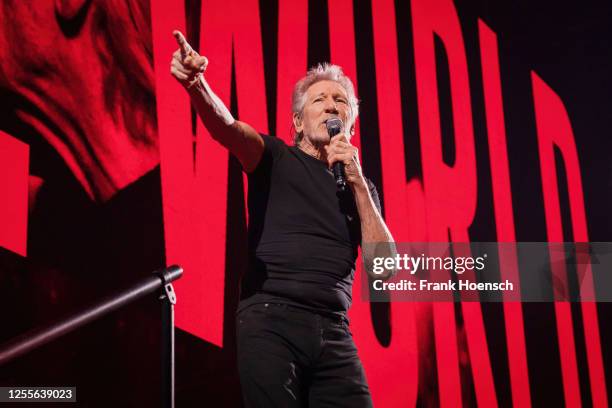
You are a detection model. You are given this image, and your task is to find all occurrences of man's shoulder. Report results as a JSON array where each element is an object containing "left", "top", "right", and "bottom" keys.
[
  {"left": 261, "top": 134, "right": 289, "bottom": 148},
  {"left": 261, "top": 134, "right": 293, "bottom": 159},
  {"left": 248, "top": 134, "right": 292, "bottom": 176}
]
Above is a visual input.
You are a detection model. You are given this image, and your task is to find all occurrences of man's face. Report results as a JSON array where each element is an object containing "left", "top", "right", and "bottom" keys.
[{"left": 294, "top": 80, "right": 353, "bottom": 145}]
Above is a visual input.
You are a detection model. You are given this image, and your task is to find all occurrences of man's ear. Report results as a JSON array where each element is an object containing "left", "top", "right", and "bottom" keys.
[
  {"left": 293, "top": 113, "right": 303, "bottom": 133},
  {"left": 349, "top": 124, "right": 355, "bottom": 136}
]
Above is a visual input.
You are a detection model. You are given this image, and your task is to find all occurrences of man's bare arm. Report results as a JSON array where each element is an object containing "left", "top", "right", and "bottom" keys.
[
  {"left": 170, "top": 30, "right": 263, "bottom": 172},
  {"left": 352, "top": 182, "right": 397, "bottom": 280}
]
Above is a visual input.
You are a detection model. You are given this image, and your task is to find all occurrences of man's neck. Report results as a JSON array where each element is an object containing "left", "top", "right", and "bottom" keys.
[{"left": 297, "top": 137, "right": 328, "bottom": 162}]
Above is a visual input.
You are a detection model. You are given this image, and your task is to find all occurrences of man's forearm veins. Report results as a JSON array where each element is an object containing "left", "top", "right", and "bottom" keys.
[{"left": 188, "top": 76, "right": 235, "bottom": 128}]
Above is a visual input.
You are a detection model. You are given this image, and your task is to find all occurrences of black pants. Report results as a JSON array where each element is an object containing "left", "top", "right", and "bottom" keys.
[{"left": 236, "top": 302, "right": 373, "bottom": 407}]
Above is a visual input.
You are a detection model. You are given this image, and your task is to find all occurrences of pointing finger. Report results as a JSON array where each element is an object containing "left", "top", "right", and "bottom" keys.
[{"left": 172, "top": 30, "right": 192, "bottom": 58}]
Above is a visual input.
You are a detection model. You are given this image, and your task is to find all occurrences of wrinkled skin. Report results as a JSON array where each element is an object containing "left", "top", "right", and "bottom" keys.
[{"left": 0, "top": 0, "right": 158, "bottom": 202}]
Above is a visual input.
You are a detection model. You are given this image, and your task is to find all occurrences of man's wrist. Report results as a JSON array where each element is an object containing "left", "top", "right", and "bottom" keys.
[{"left": 186, "top": 74, "right": 204, "bottom": 94}]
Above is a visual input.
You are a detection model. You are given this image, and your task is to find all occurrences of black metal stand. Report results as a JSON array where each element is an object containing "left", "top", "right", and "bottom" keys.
[
  {"left": 156, "top": 269, "right": 177, "bottom": 408},
  {"left": 0, "top": 265, "right": 183, "bottom": 408}
]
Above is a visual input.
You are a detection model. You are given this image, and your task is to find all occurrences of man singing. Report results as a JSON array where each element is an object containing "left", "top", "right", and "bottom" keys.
[{"left": 171, "top": 30, "right": 394, "bottom": 407}]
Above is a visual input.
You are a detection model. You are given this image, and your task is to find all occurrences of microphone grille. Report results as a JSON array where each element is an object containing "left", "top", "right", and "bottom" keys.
[{"left": 326, "top": 117, "right": 343, "bottom": 137}]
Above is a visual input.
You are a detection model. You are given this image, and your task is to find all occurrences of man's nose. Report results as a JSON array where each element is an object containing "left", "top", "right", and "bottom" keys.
[{"left": 324, "top": 99, "right": 338, "bottom": 113}]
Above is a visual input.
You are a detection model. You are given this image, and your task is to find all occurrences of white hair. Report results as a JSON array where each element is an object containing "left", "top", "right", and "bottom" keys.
[{"left": 291, "top": 63, "right": 359, "bottom": 144}]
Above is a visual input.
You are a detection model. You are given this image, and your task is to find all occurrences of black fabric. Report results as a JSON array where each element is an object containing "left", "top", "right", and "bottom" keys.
[
  {"left": 239, "top": 135, "right": 382, "bottom": 315},
  {"left": 236, "top": 302, "right": 373, "bottom": 408}
]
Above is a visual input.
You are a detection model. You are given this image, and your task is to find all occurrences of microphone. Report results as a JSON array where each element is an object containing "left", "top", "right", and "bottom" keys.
[{"left": 325, "top": 117, "right": 347, "bottom": 191}]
